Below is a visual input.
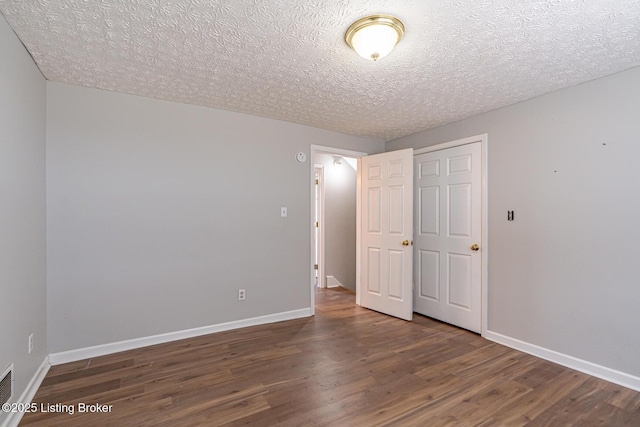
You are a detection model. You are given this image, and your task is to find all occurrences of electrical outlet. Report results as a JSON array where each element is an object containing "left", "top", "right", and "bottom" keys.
[
  {"left": 28, "top": 333, "right": 34, "bottom": 354},
  {"left": 238, "top": 289, "right": 246, "bottom": 301}
]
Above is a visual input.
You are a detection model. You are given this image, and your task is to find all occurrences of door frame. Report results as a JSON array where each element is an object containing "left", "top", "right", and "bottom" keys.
[
  {"left": 309, "top": 145, "right": 367, "bottom": 315},
  {"left": 314, "top": 165, "right": 325, "bottom": 288},
  {"left": 414, "top": 133, "right": 489, "bottom": 335}
]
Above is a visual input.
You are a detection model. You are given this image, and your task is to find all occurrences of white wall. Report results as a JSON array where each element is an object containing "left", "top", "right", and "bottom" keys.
[
  {"left": 387, "top": 66, "right": 640, "bottom": 379},
  {"left": 46, "top": 82, "right": 382, "bottom": 354},
  {"left": 315, "top": 154, "right": 357, "bottom": 290},
  {"left": 0, "top": 12, "right": 47, "bottom": 419}
]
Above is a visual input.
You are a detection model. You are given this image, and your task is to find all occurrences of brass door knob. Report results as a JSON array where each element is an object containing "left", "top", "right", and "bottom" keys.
[
  {"left": 470, "top": 244, "right": 480, "bottom": 251},
  {"left": 402, "top": 240, "right": 410, "bottom": 246}
]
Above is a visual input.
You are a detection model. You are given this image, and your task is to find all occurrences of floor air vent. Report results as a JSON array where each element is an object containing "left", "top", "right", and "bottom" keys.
[{"left": 0, "top": 364, "right": 13, "bottom": 406}]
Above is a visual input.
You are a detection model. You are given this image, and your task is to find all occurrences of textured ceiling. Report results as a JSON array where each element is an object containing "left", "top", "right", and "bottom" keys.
[{"left": 1, "top": 1, "right": 640, "bottom": 142}]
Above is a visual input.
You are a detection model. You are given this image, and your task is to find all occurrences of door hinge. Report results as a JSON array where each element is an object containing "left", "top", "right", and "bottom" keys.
[
  {"left": 314, "top": 264, "right": 318, "bottom": 270},
  {"left": 315, "top": 222, "right": 319, "bottom": 227},
  {"left": 315, "top": 179, "right": 319, "bottom": 185}
]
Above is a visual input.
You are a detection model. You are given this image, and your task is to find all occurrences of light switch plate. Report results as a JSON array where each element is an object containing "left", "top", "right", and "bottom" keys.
[{"left": 281, "top": 207, "right": 288, "bottom": 217}]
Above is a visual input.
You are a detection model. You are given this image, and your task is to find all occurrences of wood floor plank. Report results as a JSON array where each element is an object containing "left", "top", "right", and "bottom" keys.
[
  {"left": 19, "top": 287, "right": 640, "bottom": 426},
  {"left": 491, "top": 369, "right": 590, "bottom": 426}
]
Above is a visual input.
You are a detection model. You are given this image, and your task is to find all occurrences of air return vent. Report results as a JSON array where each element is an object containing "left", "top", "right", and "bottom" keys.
[{"left": 0, "top": 364, "right": 13, "bottom": 406}]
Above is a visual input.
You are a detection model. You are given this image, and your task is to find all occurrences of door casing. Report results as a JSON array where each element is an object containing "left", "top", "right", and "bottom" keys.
[{"left": 314, "top": 165, "right": 325, "bottom": 288}]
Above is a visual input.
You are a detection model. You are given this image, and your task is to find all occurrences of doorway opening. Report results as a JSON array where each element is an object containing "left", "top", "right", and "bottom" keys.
[{"left": 310, "top": 146, "right": 366, "bottom": 314}]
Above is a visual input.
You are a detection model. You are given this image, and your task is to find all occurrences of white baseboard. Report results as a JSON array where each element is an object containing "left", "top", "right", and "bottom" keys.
[
  {"left": 49, "top": 308, "right": 312, "bottom": 366},
  {"left": 1, "top": 357, "right": 50, "bottom": 427},
  {"left": 326, "top": 275, "right": 343, "bottom": 288},
  {"left": 484, "top": 330, "right": 640, "bottom": 392}
]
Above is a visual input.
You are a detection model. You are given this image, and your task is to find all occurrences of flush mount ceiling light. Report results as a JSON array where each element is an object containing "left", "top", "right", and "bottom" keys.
[{"left": 345, "top": 15, "right": 405, "bottom": 61}]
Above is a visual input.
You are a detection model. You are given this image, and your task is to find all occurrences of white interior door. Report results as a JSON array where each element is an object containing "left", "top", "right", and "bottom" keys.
[
  {"left": 360, "top": 148, "right": 413, "bottom": 320},
  {"left": 414, "top": 142, "right": 482, "bottom": 332}
]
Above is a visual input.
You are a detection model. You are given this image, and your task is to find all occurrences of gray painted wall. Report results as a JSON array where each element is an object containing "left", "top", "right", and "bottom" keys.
[
  {"left": 0, "top": 13, "right": 47, "bottom": 416},
  {"left": 387, "top": 66, "right": 640, "bottom": 377},
  {"left": 46, "top": 82, "right": 382, "bottom": 353},
  {"left": 315, "top": 154, "right": 357, "bottom": 291}
]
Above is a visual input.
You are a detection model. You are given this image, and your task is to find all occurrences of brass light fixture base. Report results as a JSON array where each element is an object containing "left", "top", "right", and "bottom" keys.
[{"left": 345, "top": 15, "right": 405, "bottom": 61}]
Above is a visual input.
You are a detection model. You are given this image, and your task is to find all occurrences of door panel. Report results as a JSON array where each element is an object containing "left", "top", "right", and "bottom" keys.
[
  {"left": 448, "top": 154, "right": 472, "bottom": 175},
  {"left": 388, "top": 250, "right": 405, "bottom": 299},
  {"left": 360, "top": 148, "right": 413, "bottom": 321},
  {"left": 368, "top": 187, "right": 382, "bottom": 233},
  {"left": 389, "top": 186, "right": 404, "bottom": 234},
  {"left": 448, "top": 183, "right": 472, "bottom": 237},
  {"left": 419, "top": 159, "right": 440, "bottom": 178},
  {"left": 414, "top": 142, "right": 481, "bottom": 332},
  {"left": 419, "top": 250, "right": 439, "bottom": 300},
  {"left": 367, "top": 248, "right": 381, "bottom": 294},
  {"left": 419, "top": 187, "right": 439, "bottom": 235},
  {"left": 448, "top": 253, "right": 472, "bottom": 308}
]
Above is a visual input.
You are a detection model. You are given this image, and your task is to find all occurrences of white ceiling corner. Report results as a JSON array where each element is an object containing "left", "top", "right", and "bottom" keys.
[{"left": 1, "top": 0, "right": 639, "bottom": 142}]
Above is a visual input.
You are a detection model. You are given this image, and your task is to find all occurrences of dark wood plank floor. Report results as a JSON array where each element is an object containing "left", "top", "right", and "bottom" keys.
[{"left": 21, "top": 288, "right": 640, "bottom": 426}]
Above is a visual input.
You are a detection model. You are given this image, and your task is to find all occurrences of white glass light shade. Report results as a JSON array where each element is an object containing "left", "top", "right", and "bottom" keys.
[{"left": 345, "top": 15, "right": 405, "bottom": 61}]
